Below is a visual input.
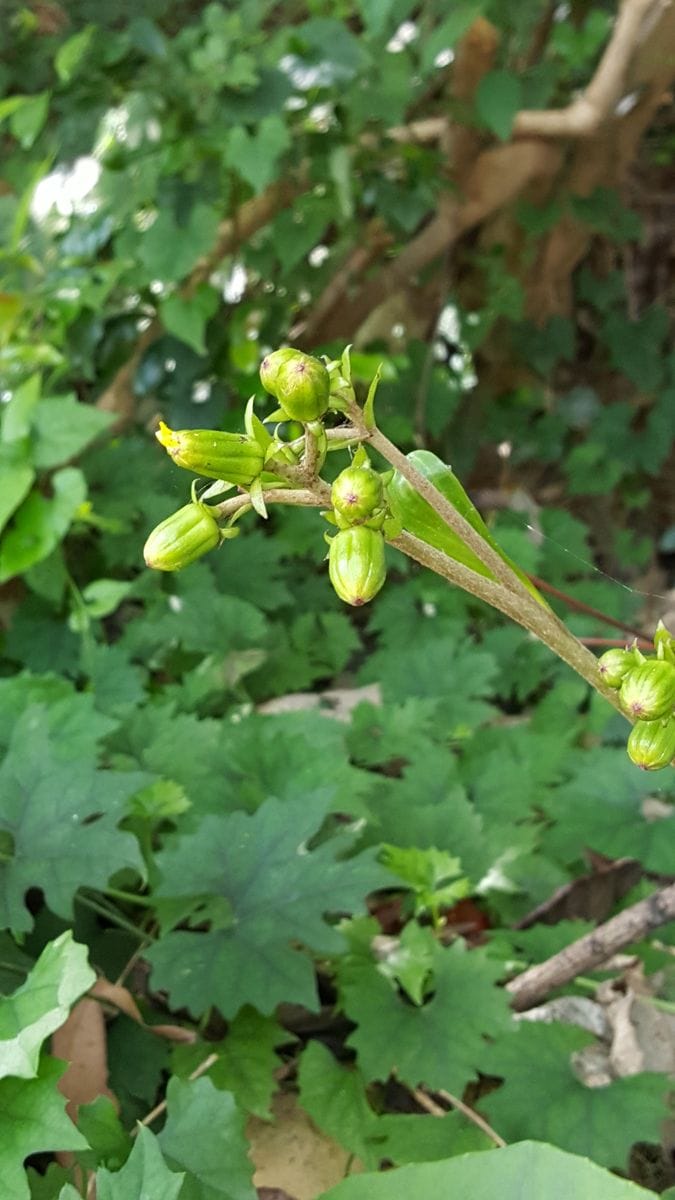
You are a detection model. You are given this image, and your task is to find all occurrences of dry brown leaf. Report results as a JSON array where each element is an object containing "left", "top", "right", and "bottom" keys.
[
  {"left": 52, "top": 997, "right": 115, "bottom": 1121},
  {"left": 92, "top": 975, "right": 196, "bottom": 1044},
  {"left": 248, "top": 1092, "right": 362, "bottom": 1200}
]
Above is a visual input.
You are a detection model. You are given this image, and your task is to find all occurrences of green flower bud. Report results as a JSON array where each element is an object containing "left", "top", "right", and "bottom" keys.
[
  {"left": 259, "top": 347, "right": 298, "bottom": 396},
  {"left": 156, "top": 423, "right": 264, "bottom": 485},
  {"left": 620, "top": 659, "right": 675, "bottom": 720},
  {"left": 275, "top": 353, "right": 330, "bottom": 422},
  {"left": 627, "top": 717, "right": 675, "bottom": 771},
  {"left": 144, "top": 502, "right": 221, "bottom": 572},
  {"left": 328, "top": 526, "right": 386, "bottom": 607},
  {"left": 597, "top": 648, "right": 634, "bottom": 689},
  {"left": 331, "top": 464, "right": 384, "bottom": 525}
]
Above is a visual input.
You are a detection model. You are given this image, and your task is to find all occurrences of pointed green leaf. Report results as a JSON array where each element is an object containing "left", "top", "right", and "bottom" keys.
[
  {"left": 476, "top": 70, "right": 523, "bottom": 141},
  {"left": 320, "top": 1140, "right": 653, "bottom": 1200},
  {"left": 0, "top": 1056, "right": 88, "bottom": 1200},
  {"left": 0, "top": 931, "right": 94, "bottom": 1081},
  {"left": 158, "top": 1076, "right": 256, "bottom": 1200},
  {"left": 96, "top": 1126, "right": 184, "bottom": 1200}
]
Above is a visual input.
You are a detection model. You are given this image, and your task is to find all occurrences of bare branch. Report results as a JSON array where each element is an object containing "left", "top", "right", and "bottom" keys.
[
  {"left": 513, "top": 0, "right": 669, "bottom": 138},
  {"left": 96, "top": 172, "right": 309, "bottom": 427},
  {"left": 507, "top": 882, "right": 675, "bottom": 1011}
]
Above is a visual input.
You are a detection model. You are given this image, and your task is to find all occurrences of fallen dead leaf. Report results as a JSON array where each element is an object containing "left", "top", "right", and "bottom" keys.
[
  {"left": 52, "top": 997, "right": 115, "bottom": 1121},
  {"left": 248, "top": 1092, "right": 362, "bottom": 1200},
  {"left": 92, "top": 975, "right": 196, "bottom": 1043}
]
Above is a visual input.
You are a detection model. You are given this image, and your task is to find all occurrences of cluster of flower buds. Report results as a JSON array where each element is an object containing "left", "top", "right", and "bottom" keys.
[
  {"left": 260, "top": 347, "right": 330, "bottom": 422},
  {"left": 598, "top": 624, "right": 675, "bottom": 771},
  {"left": 323, "top": 448, "right": 391, "bottom": 606},
  {"left": 143, "top": 345, "right": 360, "bottom": 574}
]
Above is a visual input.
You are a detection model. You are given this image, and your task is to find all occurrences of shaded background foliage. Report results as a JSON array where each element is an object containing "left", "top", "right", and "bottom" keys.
[{"left": 1, "top": 1, "right": 675, "bottom": 1197}]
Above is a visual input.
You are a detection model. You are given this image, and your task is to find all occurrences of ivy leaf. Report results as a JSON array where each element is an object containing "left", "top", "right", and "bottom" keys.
[
  {"left": 0, "top": 468, "right": 87, "bottom": 584},
  {"left": 480, "top": 1022, "right": 667, "bottom": 1168},
  {"left": 0, "top": 708, "right": 147, "bottom": 933},
  {"left": 139, "top": 204, "right": 220, "bottom": 282},
  {"left": 226, "top": 116, "right": 291, "bottom": 192},
  {"left": 0, "top": 1056, "right": 88, "bottom": 1200},
  {"left": 0, "top": 931, "right": 94, "bottom": 1081},
  {"left": 31, "top": 394, "right": 113, "bottom": 470},
  {"left": 147, "top": 795, "right": 385, "bottom": 1016},
  {"left": 320, "top": 1140, "right": 653, "bottom": 1200},
  {"left": 476, "top": 70, "right": 523, "bottom": 141},
  {"left": 158, "top": 1076, "right": 256, "bottom": 1200},
  {"left": 298, "top": 1040, "right": 489, "bottom": 1170},
  {"left": 160, "top": 286, "right": 219, "bottom": 356},
  {"left": 96, "top": 1126, "right": 184, "bottom": 1200},
  {"left": 340, "top": 928, "right": 512, "bottom": 1094}
]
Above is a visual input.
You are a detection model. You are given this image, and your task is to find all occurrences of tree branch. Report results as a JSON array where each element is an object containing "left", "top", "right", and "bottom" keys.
[
  {"left": 513, "top": 0, "right": 668, "bottom": 138},
  {"left": 506, "top": 882, "right": 675, "bottom": 1011},
  {"left": 96, "top": 172, "right": 309, "bottom": 427}
]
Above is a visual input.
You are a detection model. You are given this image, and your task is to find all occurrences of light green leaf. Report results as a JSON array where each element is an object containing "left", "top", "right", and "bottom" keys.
[
  {"left": 0, "top": 931, "right": 94, "bottom": 1081},
  {"left": 96, "top": 1125, "right": 184, "bottom": 1200},
  {"left": 226, "top": 116, "right": 291, "bottom": 192},
  {"left": 158, "top": 1076, "right": 256, "bottom": 1200},
  {"left": 76, "top": 1095, "right": 132, "bottom": 1171},
  {"left": 321, "top": 1140, "right": 654, "bottom": 1200},
  {"left": 0, "top": 1056, "right": 88, "bottom": 1200},
  {"left": 0, "top": 447, "right": 34, "bottom": 537},
  {"left": 421, "top": 5, "right": 484, "bottom": 72},
  {"left": 476, "top": 69, "right": 523, "bottom": 141},
  {"left": 2, "top": 374, "right": 41, "bottom": 443},
  {"left": 160, "top": 286, "right": 218, "bottom": 355},
  {"left": 55, "top": 26, "right": 95, "bottom": 83},
  {"left": 139, "top": 204, "right": 220, "bottom": 282},
  {"left": 0, "top": 467, "right": 87, "bottom": 583},
  {"left": 32, "top": 394, "right": 113, "bottom": 469},
  {"left": 9, "top": 93, "right": 50, "bottom": 148}
]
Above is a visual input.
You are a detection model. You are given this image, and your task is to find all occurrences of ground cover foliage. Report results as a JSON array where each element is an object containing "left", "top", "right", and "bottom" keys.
[{"left": 1, "top": 0, "right": 675, "bottom": 1196}]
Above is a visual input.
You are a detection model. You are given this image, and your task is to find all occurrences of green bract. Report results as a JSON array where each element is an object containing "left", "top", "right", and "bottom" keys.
[
  {"left": 387, "top": 450, "right": 545, "bottom": 607},
  {"left": 156, "top": 423, "right": 264, "bottom": 485},
  {"left": 626, "top": 717, "right": 675, "bottom": 771},
  {"left": 331, "top": 465, "right": 384, "bottom": 525},
  {"left": 619, "top": 659, "right": 675, "bottom": 720},
  {"left": 274, "top": 353, "right": 330, "bottom": 422},
  {"left": 597, "top": 648, "right": 634, "bottom": 689},
  {"left": 143, "top": 502, "right": 222, "bottom": 571},
  {"left": 328, "top": 526, "right": 386, "bottom": 607}
]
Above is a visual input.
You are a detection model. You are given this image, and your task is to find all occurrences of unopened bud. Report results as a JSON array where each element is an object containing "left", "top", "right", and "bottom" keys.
[
  {"left": 627, "top": 717, "right": 675, "bottom": 771},
  {"left": 332, "top": 464, "right": 384, "bottom": 525},
  {"left": 259, "top": 347, "right": 298, "bottom": 396},
  {"left": 143, "top": 502, "right": 221, "bottom": 571},
  {"left": 620, "top": 660, "right": 675, "bottom": 720},
  {"left": 328, "top": 526, "right": 386, "bottom": 607},
  {"left": 597, "top": 648, "right": 634, "bottom": 689},
  {"left": 156, "top": 423, "right": 263, "bottom": 485},
  {"left": 275, "top": 353, "right": 330, "bottom": 422}
]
